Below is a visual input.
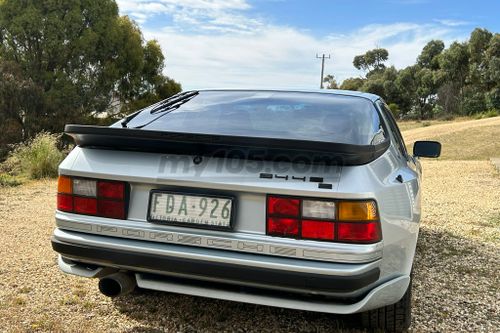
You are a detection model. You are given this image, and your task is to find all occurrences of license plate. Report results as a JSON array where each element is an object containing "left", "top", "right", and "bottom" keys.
[{"left": 148, "top": 191, "right": 234, "bottom": 229}]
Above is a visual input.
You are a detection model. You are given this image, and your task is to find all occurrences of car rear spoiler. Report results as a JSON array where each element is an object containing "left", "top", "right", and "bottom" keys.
[{"left": 64, "top": 125, "right": 390, "bottom": 166}]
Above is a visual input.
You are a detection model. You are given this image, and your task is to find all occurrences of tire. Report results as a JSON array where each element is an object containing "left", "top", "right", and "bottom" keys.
[{"left": 360, "top": 278, "right": 412, "bottom": 332}]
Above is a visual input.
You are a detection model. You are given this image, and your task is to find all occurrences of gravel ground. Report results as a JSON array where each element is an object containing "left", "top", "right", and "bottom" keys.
[
  {"left": 0, "top": 161, "right": 499, "bottom": 332},
  {"left": 0, "top": 113, "right": 500, "bottom": 332}
]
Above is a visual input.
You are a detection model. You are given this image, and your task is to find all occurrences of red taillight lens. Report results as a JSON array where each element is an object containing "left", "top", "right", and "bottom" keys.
[
  {"left": 57, "top": 193, "right": 73, "bottom": 212},
  {"left": 266, "top": 195, "right": 381, "bottom": 244},
  {"left": 73, "top": 197, "right": 98, "bottom": 215},
  {"left": 57, "top": 176, "right": 128, "bottom": 220},
  {"left": 98, "top": 200, "right": 126, "bottom": 219},
  {"left": 337, "top": 222, "right": 381, "bottom": 243},
  {"left": 98, "top": 181, "right": 125, "bottom": 200},
  {"left": 267, "top": 217, "right": 299, "bottom": 237},
  {"left": 267, "top": 196, "right": 300, "bottom": 216},
  {"left": 301, "top": 220, "right": 335, "bottom": 240}
]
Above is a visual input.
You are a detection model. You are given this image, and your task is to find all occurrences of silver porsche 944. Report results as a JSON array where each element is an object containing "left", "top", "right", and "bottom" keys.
[{"left": 52, "top": 89, "right": 441, "bottom": 332}]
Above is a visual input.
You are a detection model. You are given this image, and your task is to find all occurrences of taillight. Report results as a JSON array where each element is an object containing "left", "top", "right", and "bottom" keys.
[
  {"left": 57, "top": 176, "right": 128, "bottom": 219},
  {"left": 267, "top": 197, "right": 300, "bottom": 216},
  {"left": 301, "top": 220, "right": 335, "bottom": 240},
  {"left": 266, "top": 195, "right": 381, "bottom": 244},
  {"left": 337, "top": 222, "right": 381, "bottom": 243},
  {"left": 98, "top": 181, "right": 125, "bottom": 200},
  {"left": 267, "top": 217, "right": 299, "bottom": 237}
]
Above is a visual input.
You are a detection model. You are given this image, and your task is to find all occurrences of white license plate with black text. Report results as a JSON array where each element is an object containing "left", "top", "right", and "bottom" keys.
[{"left": 148, "top": 191, "right": 233, "bottom": 229}]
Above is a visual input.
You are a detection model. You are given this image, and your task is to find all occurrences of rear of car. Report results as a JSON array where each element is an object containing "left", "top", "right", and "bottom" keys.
[{"left": 52, "top": 90, "right": 424, "bottom": 332}]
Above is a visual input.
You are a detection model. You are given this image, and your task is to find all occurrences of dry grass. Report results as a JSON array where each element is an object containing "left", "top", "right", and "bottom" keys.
[
  {"left": 0, "top": 117, "right": 499, "bottom": 332},
  {"left": 397, "top": 117, "right": 469, "bottom": 132},
  {"left": 401, "top": 116, "right": 500, "bottom": 147},
  {"left": 417, "top": 125, "right": 500, "bottom": 160},
  {"left": 402, "top": 116, "right": 500, "bottom": 161}
]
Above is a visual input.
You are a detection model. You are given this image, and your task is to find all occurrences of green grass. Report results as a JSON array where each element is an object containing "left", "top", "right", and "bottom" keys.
[
  {"left": 0, "top": 173, "right": 25, "bottom": 187},
  {"left": 473, "top": 109, "right": 499, "bottom": 119},
  {"left": 1, "top": 132, "right": 63, "bottom": 180}
]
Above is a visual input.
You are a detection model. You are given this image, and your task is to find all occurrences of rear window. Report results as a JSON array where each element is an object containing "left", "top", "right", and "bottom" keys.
[{"left": 131, "top": 91, "right": 385, "bottom": 145}]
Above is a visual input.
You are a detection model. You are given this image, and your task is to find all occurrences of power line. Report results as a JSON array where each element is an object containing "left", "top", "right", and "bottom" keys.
[{"left": 316, "top": 54, "right": 331, "bottom": 89}]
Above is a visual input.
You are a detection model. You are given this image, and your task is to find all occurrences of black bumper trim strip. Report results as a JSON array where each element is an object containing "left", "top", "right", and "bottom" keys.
[{"left": 51, "top": 237, "right": 380, "bottom": 293}]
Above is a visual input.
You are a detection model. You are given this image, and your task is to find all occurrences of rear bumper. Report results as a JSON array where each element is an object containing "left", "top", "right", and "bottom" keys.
[
  {"left": 52, "top": 228, "right": 409, "bottom": 313},
  {"left": 52, "top": 236, "right": 379, "bottom": 294}
]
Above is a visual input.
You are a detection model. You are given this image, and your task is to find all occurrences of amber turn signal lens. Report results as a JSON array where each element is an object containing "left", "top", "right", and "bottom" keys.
[
  {"left": 338, "top": 201, "right": 378, "bottom": 221},
  {"left": 57, "top": 176, "right": 72, "bottom": 194}
]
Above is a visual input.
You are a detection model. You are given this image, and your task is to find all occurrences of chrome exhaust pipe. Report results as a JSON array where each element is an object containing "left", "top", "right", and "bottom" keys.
[{"left": 98, "top": 272, "right": 136, "bottom": 297}]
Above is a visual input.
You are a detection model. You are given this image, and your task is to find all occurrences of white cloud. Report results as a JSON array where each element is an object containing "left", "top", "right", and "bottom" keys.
[
  {"left": 116, "top": 0, "right": 259, "bottom": 33},
  {"left": 116, "top": 1, "right": 468, "bottom": 90},
  {"left": 145, "top": 23, "right": 465, "bottom": 90},
  {"left": 434, "top": 19, "right": 471, "bottom": 27}
]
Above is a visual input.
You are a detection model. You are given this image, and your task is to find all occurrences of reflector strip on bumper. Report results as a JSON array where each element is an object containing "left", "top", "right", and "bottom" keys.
[{"left": 56, "top": 213, "right": 383, "bottom": 264}]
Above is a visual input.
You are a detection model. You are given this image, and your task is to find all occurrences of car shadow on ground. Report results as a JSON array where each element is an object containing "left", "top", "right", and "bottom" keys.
[
  {"left": 111, "top": 227, "right": 498, "bottom": 333},
  {"left": 113, "top": 288, "right": 361, "bottom": 333}
]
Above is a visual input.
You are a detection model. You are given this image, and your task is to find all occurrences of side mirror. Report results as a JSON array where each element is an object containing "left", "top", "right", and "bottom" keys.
[{"left": 413, "top": 141, "right": 441, "bottom": 158}]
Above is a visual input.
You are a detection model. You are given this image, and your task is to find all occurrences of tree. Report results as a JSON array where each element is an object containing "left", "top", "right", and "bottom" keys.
[
  {"left": 439, "top": 41, "right": 470, "bottom": 114},
  {"left": 353, "top": 48, "right": 389, "bottom": 73},
  {"left": 0, "top": 60, "right": 43, "bottom": 155},
  {"left": 120, "top": 39, "right": 182, "bottom": 114},
  {"left": 484, "top": 33, "right": 500, "bottom": 110},
  {"left": 462, "top": 28, "right": 494, "bottom": 113},
  {"left": 0, "top": 0, "right": 181, "bottom": 148},
  {"left": 414, "top": 67, "right": 442, "bottom": 119},
  {"left": 341, "top": 28, "right": 497, "bottom": 119},
  {"left": 323, "top": 74, "right": 339, "bottom": 89},
  {"left": 469, "top": 28, "right": 493, "bottom": 66},
  {"left": 360, "top": 75, "right": 385, "bottom": 99},
  {"left": 394, "top": 66, "right": 417, "bottom": 113},
  {"left": 381, "top": 66, "right": 401, "bottom": 103},
  {"left": 417, "top": 40, "right": 445, "bottom": 70},
  {"left": 437, "top": 82, "right": 460, "bottom": 117},
  {"left": 339, "top": 77, "right": 365, "bottom": 91}
]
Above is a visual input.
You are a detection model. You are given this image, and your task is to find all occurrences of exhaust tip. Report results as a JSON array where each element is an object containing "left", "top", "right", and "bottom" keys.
[
  {"left": 98, "top": 278, "right": 122, "bottom": 297},
  {"left": 98, "top": 273, "right": 135, "bottom": 297}
]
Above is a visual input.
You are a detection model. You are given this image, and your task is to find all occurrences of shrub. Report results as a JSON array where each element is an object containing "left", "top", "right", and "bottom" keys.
[
  {"left": 483, "top": 109, "right": 499, "bottom": 118},
  {"left": 0, "top": 173, "right": 23, "bottom": 187},
  {"left": 4, "top": 132, "right": 64, "bottom": 179},
  {"left": 387, "top": 103, "right": 400, "bottom": 119},
  {"left": 485, "top": 88, "right": 500, "bottom": 110},
  {"left": 436, "top": 113, "right": 455, "bottom": 121},
  {"left": 473, "top": 109, "right": 499, "bottom": 119},
  {"left": 462, "top": 91, "right": 487, "bottom": 115}
]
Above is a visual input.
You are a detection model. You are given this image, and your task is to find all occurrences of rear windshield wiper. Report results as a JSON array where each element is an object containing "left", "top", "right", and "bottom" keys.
[
  {"left": 121, "top": 91, "right": 199, "bottom": 128},
  {"left": 120, "top": 109, "right": 142, "bottom": 128},
  {"left": 150, "top": 90, "right": 199, "bottom": 114}
]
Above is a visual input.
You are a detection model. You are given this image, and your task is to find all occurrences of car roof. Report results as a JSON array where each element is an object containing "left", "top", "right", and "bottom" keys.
[{"left": 192, "top": 88, "right": 381, "bottom": 102}]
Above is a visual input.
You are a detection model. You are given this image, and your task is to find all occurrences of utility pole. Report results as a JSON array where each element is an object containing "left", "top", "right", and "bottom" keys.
[{"left": 316, "top": 53, "right": 331, "bottom": 89}]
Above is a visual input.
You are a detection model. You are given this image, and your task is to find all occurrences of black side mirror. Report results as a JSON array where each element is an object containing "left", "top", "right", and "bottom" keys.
[{"left": 413, "top": 141, "right": 441, "bottom": 158}]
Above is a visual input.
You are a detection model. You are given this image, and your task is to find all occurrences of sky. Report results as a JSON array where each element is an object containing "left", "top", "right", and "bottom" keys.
[{"left": 116, "top": 0, "right": 499, "bottom": 90}]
